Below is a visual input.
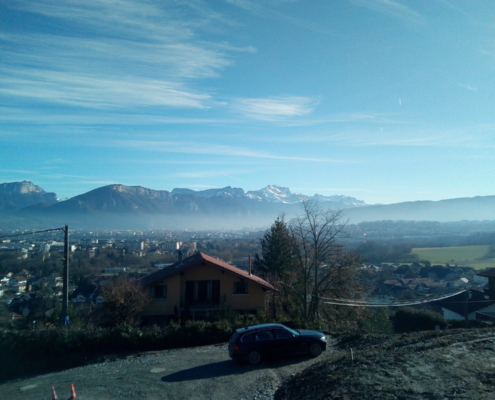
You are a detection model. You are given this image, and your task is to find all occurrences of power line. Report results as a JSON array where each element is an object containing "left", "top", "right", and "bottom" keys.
[
  {"left": 321, "top": 290, "right": 468, "bottom": 307},
  {"left": 0, "top": 225, "right": 71, "bottom": 327},
  {"left": 0, "top": 227, "right": 65, "bottom": 240}
]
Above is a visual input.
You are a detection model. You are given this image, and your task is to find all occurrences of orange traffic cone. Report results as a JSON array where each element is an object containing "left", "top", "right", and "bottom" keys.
[
  {"left": 68, "top": 383, "right": 77, "bottom": 399},
  {"left": 51, "top": 386, "right": 58, "bottom": 400}
]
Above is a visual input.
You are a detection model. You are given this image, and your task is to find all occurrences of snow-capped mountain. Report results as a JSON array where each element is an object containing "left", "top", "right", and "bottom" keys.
[
  {"left": 246, "top": 185, "right": 366, "bottom": 207},
  {"left": 246, "top": 185, "right": 308, "bottom": 203},
  {"left": 171, "top": 184, "right": 365, "bottom": 206},
  {"left": 3, "top": 181, "right": 495, "bottom": 230},
  {"left": 312, "top": 194, "right": 366, "bottom": 208},
  {"left": 1, "top": 181, "right": 367, "bottom": 230},
  {"left": 171, "top": 186, "right": 245, "bottom": 198}
]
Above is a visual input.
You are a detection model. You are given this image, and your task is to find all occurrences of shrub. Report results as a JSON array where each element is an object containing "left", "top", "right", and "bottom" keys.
[
  {"left": 393, "top": 307, "right": 447, "bottom": 333},
  {"left": 359, "top": 308, "right": 393, "bottom": 334}
]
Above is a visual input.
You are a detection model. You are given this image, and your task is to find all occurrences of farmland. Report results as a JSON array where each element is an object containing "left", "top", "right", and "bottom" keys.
[{"left": 411, "top": 245, "right": 495, "bottom": 270}]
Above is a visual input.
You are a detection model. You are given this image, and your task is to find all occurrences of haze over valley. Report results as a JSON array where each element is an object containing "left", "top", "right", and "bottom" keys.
[{"left": 1, "top": 181, "right": 495, "bottom": 231}]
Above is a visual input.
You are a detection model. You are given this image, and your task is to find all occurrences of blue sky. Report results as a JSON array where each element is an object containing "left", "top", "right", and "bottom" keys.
[{"left": 1, "top": 0, "right": 494, "bottom": 204}]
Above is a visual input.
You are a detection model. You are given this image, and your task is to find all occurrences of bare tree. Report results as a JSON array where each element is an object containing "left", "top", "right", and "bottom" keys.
[
  {"left": 287, "top": 201, "right": 363, "bottom": 321},
  {"left": 101, "top": 274, "right": 150, "bottom": 326}
]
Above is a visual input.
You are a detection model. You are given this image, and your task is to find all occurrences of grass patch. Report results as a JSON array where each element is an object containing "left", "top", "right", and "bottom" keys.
[{"left": 412, "top": 245, "right": 495, "bottom": 269}]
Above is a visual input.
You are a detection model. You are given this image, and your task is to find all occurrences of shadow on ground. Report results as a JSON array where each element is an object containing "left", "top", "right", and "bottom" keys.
[{"left": 161, "top": 354, "right": 315, "bottom": 383}]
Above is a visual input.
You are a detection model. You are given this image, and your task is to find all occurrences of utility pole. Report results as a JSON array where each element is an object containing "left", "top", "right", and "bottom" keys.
[
  {"left": 61, "top": 225, "right": 69, "bottom": 326},
  {"left": 464, "top": 290, "right": 469, "bottom": 329}
]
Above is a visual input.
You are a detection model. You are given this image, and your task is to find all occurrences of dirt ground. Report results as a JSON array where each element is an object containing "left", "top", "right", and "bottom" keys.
[
  {"left": 275, "top": 329, "right": 495, "bottom": 400},
  {"left": 1, "top": 329, "right": 494, "bottom": 400},
  {"left": 0, "top": 342, "right": 329, "bottom": 400}
]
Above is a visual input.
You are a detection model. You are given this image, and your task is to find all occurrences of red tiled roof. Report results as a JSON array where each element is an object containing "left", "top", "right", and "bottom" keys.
[{"left": 141, "top": 252, "right": 276, "bottom": 291}]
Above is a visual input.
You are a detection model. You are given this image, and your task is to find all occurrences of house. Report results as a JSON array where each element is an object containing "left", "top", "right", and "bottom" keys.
[
  {"left": 393, "top": 265, "right": 412, "bottom": 279},
  {"left": 436, "top": 288, "right": 495, "bottom": 321},
  {"left": 477, "top": 268, "right": 495, "bottom": 300},
  {"left": 103, "top": 267, "right": 127, "bottom": 274},
  {"left": 141, "top": 252, "right": 276, "bottom": 323},
  {"left": 70, "top": 284, "right": 103, "bottom": 304},
  {"left": 436, "top": 265, "right": 495, "bottom": 322},
  {"left": 8, "top": 276, "right": 27, "bottom": 286},
  {"left": 12, "top": 283, "right": 26, "bottom": 293},
  {"left": 452, "top": 277, "right": 469, "bottom": 288}
]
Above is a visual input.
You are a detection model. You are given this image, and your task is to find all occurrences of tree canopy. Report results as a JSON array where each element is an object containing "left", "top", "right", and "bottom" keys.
[{"left": 256, "top": 201, "right": 364, "bottom": 322}]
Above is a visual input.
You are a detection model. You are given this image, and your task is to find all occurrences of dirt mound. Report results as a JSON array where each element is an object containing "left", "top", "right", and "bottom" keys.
[{"left": 275, "top": 329, "right": 495, "bottom": 400}]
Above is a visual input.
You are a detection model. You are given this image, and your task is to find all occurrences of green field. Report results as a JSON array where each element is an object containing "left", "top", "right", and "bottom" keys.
[{"left": 411, "top": 245, "right": 495, "bottom": 270}]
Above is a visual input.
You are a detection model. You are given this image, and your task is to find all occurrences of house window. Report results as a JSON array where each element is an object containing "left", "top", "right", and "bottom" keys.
[
  {"left": 154, "top": 285, "right": 167, "bottom": 299},
  {"left": 185, "top": 280, "right": 220, "bottom": 305},
  {"left": 233, "top": 281, "right": 248, "bottom": 295}
]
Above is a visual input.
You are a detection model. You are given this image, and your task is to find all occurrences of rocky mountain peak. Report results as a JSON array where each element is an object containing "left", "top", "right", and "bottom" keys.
[
  {"left": 171, "top": 186, "right": 245, "bottom": 198},
  {"left": 0, "top": 181, "right": 58, "bottom": 213},
  {"left": 0, "top": 181, "right": 46, "bottom": 195},
  {"left": 245, "top": 185, "right": 308, "bottom": 204}
]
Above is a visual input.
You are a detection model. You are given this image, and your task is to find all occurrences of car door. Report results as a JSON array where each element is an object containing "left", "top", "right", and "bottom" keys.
[
  {"left": 253, "top": 329, "right": 276, "bottom": 356},
  {"left": 271, "top": 328, "right": 305, "bottom": 355}
]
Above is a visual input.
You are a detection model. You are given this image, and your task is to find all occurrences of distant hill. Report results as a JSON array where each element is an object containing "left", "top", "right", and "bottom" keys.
[
  {"left": 342, "top": 195, "right": 495, "bottom": 224},
  {"left": 1, "top": 181, "right": 495, "bottom": 230},
  {"left": 0, "top": 181, "right": 57, "bottom": 215}
]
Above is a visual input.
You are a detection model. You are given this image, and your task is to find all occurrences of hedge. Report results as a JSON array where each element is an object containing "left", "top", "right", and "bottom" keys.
[{"left": 393, "top": 307, "right": 447, "bottom": 333}]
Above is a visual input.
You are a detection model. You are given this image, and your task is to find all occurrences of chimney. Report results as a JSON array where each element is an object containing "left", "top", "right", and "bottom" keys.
[
  {"left": 178, "top": 250, "right": 183, "bottom": 264},
  {"left": 248, "top": 254, "right": 252, "bottom": 276}
]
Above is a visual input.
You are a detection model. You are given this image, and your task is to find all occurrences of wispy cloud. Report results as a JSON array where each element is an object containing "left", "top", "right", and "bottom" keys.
[
  {"left": 232, "top": 96, "right": 318, "bottom": 121},
  {"left": 0, "top": 169, "right": 39, "bottom": 175},
  {"left": 327, "top": 128, "right": 485, "bottom": 147},
  {"left": 225, "top": 0, "right": 335, "bottom": 35},
  {"left": 105, "top": 139, "right": 342, "bottom": 163},
  {"left": 350, "top": 0, "right": 425, "bottom": 25},
  {"left": 458, "top": 84, "right": 478, "bottom": 92},
  {"left": 39, "top": 159, "right": 65, "bottom": 165},
  {"left": 174, "top": 169, "right": 249, "bottom": 179},
  {"left": 13, "top": 0, "right": 195, "bottom": 42},
  {"left": 1, "top": 68, "right": 213, "bottom": 109},
  {"left": 0, "top": 106, "right": 236, "bottom": 126},
  {"left": 270, "top": 123, "right": 493, "bottom": 148},
  {"left": 296, "top": 187, "right": 377, "bottom": 193},
  {"left": 1, "top": 1, "right": 236, "bottom": 111}
]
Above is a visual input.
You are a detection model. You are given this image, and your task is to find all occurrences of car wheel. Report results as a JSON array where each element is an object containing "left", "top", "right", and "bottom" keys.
[
  {"left": 247, "top": 351, "right": 261, "bottom": 365},
  {"left": 309, "top": 342, "right": 322, "bottom": 357}
]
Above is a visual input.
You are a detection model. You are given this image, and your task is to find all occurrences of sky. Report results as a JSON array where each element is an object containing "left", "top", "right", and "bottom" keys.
[{"left": 1, "top": 0, "right": 495, "bottom": 205}]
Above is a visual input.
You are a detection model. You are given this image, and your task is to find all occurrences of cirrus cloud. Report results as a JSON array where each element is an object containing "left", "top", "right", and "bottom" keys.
[{"left": 232, "top": 95, "right": 318, "bottom": 121}]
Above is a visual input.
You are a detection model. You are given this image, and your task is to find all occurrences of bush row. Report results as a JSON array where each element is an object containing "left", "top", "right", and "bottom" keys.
[{"left": 393, "top": 307, "right": 448, "bottom": 333}]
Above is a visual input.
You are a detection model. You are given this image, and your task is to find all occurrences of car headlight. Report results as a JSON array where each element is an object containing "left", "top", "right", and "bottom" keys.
[{"left": 321, "top": 335, "right": 327, "bottom": 341}]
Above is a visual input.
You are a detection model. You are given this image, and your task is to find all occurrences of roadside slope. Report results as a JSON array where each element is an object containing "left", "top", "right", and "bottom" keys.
[{"left": 275, "top": 329, "right": 495, "bottom": 400}]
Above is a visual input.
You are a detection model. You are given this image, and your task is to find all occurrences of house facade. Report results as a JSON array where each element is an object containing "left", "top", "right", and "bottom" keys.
[
  {"left": 438, "top": 289, "right": 495, "bottom": 321},
  {"left": 141, "top": 252, "right": 276, "bottom": 322}
]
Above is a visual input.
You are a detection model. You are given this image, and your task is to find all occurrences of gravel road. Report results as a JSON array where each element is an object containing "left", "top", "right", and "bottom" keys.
[{"left": 0, "top": 342, "right": 331, "bottom": 400}]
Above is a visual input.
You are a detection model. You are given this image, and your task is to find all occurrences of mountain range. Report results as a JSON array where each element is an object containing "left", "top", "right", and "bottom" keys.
[{"left": 1, "top": 181, "right": 495, "bottom": 230}]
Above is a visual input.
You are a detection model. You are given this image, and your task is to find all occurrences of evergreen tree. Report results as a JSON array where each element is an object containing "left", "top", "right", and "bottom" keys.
[{"left": 254, "top": 216, "right": 294, "bottom": 279}]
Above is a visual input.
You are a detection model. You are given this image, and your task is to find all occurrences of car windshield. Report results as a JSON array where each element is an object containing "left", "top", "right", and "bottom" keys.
[{"left": 284, "top": 326, "right": 299, "bottom": 336}]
